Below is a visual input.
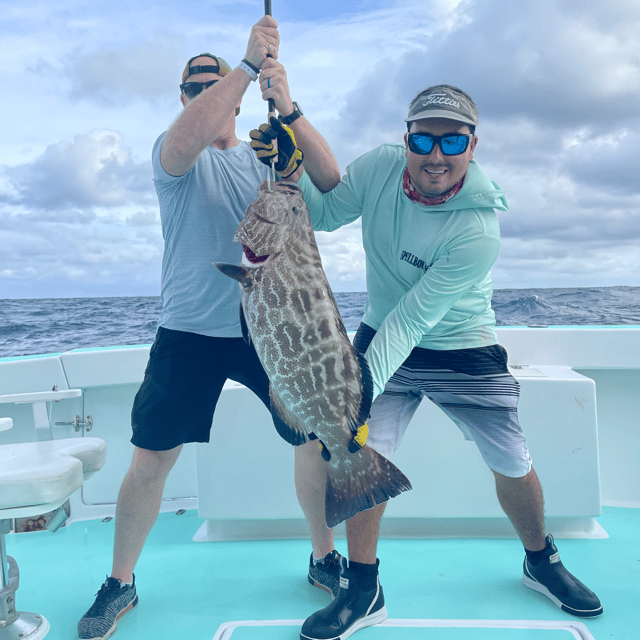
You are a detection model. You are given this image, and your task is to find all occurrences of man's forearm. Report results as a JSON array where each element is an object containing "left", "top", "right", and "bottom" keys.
[
  {"left": 161, "top": 70, "right": 252, "bottom": 176},
  {"left": 289, "top": 118, "right": 340, "bottom": 192}
]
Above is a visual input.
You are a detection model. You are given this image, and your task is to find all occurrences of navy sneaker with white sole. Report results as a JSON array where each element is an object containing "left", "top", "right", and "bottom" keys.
[{"left": 78, "top": 575, "right": 138, "bottom": 640}]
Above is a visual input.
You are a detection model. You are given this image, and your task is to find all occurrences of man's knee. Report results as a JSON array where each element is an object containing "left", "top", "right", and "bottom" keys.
[{"left": 130, "top": 444, "right": 182, "bottom": 483}]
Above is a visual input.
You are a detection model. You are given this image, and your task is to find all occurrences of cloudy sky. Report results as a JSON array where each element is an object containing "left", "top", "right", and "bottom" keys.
[{"left": 1, "top": 0, "right": 638, "bottom": 299}]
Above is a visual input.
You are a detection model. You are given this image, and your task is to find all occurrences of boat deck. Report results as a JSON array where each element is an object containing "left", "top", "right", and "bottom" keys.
[{"left": 7, "top": 505, "right": 638, "bottom": 640}]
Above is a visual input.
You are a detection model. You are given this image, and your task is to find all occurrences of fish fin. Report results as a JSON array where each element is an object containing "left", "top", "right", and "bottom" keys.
[
  {"left": 269, "top": 387, "right": 310, "bottom": 446},
  {"left": 341, "top": 339, "right": 374, "bottom": 434},
  {"left": 214, "top": 262, "right": 254, "bottom": 288},
  {"left": 239, "top": 305, "right": 251, "bottom": 345},
  {"left": 354, "top": 348, "right": 374, "bottom": 428},
  {"left": 324, "top": 445, "right": 412, "bottom": 528}
]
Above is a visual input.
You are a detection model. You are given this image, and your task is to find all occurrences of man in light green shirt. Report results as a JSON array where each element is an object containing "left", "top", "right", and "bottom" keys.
[{"left": 252, "top": 85, "right": 602, "bottom": 640}]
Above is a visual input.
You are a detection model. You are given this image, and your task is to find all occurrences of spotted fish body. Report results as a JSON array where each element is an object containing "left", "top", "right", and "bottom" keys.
[{"left": 216, "top": 181, "right": 411, "bottom": 528}]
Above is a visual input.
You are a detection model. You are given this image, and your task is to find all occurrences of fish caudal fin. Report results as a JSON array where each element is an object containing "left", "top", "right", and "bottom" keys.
[{"left": 324, "top": 445, "right": 411, "bottom": 528}]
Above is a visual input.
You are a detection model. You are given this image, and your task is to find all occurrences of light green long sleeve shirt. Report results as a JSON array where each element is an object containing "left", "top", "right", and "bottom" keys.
[{"left": 299, "top": 143, "right": 509, "bottom": 398}]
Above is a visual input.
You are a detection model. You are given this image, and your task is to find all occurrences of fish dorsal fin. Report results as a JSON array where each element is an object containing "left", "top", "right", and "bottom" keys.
[
  {"left": 269, "top": 387, "right": 311, "bottom": 446},
  {"left": 214, "top": 262, "right": 254, "bottom": 288}
]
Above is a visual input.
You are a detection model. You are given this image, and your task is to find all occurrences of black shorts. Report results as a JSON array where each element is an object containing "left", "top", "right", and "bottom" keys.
[{"left": 131, "top": 327, "right": 272, "bottom": 451}]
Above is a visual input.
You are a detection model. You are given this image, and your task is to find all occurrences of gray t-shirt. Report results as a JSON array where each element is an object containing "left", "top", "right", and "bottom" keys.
[{"left": 152, "top": 132, "right": 270, "bottom": 337}]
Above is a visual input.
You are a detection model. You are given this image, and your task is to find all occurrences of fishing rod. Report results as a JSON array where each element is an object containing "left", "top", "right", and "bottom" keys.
[{"left": 265, "top": 0, "right": 276, "bottom": 189}]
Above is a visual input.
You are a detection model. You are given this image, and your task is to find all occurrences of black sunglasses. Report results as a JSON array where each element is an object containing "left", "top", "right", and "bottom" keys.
[
  {"left": 407, "top": 133, "right": 473, "bottom": 156},
  {"left": 180, "top": 80, "right": 219, "bottom": 99}
]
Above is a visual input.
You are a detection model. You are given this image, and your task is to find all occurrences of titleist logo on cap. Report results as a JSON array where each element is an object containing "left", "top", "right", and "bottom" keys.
[{"left": 421, "top": 93, "right": 461, "bottom": 110}]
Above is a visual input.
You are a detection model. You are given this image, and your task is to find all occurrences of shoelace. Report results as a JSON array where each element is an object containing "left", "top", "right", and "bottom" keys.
[
  {"left": 86, "top": 578, "right": 124, "bottom": 615},
  {"left": 96, "top": 577, "right": 122, "bottom": 595}
]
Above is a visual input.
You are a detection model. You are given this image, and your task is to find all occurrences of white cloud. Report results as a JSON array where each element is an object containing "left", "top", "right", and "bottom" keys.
[
  {"left": 1, "top": 130, "right": 153, "bottom": 210},
  {"left": 316, "top": 222, "right": 367, "bottom": 290},
  {"left": 58, "top": 35, "right": 186, "bottom": 107},
  {"left": 0, "top": 0, "right": 639, "bottom": 298},
  {"left": 127, "top": 210, "right": 159, "bottom": 227}
]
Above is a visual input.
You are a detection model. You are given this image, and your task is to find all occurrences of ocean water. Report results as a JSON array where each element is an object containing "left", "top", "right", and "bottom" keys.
[{"left": 1, "top": 287, "right": 639, "bottom": 359}]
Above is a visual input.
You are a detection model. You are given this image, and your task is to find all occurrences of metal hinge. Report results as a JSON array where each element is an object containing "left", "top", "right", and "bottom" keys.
[{"left": 55, "top": 415, "right": 93, "bottom": 432}]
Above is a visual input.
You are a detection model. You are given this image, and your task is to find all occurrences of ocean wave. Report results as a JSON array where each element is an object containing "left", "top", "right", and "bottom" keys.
[{"left": 1, "top": 287, "right": 639, "bottom": 358}]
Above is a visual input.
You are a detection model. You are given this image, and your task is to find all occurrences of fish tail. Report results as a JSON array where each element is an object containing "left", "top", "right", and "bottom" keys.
[{"left": 324, "top": 445, "right": 412, "bottom": 528}]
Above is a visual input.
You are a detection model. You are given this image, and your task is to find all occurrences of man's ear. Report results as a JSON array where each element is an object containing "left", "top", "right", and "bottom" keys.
[{"left": 469, "top": 134, "right": 478, "bottom": 159}]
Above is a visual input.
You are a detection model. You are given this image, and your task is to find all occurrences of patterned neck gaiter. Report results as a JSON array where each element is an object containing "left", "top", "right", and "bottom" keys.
[{"left": 402, "top": 167, "right": 464, "bottom": 206}]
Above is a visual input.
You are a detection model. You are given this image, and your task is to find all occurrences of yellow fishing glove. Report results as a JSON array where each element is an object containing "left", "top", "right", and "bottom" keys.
[
  {"left": 249, "top": 116, "right": 304, "bottom": 179},
  {"left": 309, "top": 423, "right": 368, "bottom": 460},
  {"left": 249, "top": 122, "right": 278, "bottom": 166},
  {"left": 348, "top": 421, "right": 369, "bottom": 453}
]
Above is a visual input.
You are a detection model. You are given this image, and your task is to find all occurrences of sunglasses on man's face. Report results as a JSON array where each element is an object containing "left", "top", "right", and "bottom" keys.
[
  {"left": 407, "top": 132, "right": 473, "bottom": 156},
  {"left": 180, "top": 79, "right": 219, "bottom": 99}
]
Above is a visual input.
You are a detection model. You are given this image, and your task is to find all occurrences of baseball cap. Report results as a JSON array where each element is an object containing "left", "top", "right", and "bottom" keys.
[
  {"left": 182, "top": 53, "right": 232, "bottom": 83},
  {"left": 406, "top": 86, "right": 479, "bottom": 127}
]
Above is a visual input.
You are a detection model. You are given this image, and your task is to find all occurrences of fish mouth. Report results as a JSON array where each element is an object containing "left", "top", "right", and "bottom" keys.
[{"left": 242, "top": 244, "right": 269, "bottom": 264}]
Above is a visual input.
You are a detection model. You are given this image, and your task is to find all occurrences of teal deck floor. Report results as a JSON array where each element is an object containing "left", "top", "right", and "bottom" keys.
[{"left": 5, "top": 506, "right": 638, "bottom": 640}]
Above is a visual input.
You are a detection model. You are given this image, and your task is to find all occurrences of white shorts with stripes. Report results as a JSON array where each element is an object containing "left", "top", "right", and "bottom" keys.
[{"left": 356, "top": 325, "right": 532, "bottom": 478}]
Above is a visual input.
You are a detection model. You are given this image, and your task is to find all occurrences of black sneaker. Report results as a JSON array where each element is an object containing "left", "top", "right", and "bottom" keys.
[
  {"left": 522, "top": 535, "right": 603, "bottom": 618},
  {"left": 78, "top": 575, "right": 138, "bottom": 640},
  {"left": 308, "top": 550, "right": 342, "bottom": 599},
  {"left": 300, "top": 557, "right": 387, "bottom": 640}
]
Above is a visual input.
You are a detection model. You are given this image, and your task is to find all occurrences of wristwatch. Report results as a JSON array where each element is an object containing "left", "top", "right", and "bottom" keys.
[{"left": 279, "top": 102, "right": 303, "bottom": 126}]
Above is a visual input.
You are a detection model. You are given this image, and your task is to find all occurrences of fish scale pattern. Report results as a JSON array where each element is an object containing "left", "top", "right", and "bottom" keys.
[
  {"left": 216, "top": 180, "right": 412, "bottom": 527},
  {"left": 235, "top": 182, "right": 361, "bottom": 433}
]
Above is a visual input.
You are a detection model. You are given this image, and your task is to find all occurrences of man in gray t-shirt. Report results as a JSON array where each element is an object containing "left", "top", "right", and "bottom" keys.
[{"left": 78, "top": 16, "right": 341, "bottom": 639}]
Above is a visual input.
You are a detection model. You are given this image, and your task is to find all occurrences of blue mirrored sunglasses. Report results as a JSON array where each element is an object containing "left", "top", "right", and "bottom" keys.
[
  {"left": 407, "top": 133, "right": 472, "bottom": 156},
  {"left": 180, "top": 79, "right": 219, "bottom": 99}
]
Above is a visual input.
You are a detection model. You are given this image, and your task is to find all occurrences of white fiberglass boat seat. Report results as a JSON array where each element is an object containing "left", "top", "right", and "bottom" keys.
[{"left": 0, "top": 416, "right": 106, "bottom": 639}]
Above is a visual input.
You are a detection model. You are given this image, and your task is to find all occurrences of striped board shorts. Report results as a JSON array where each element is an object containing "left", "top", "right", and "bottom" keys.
[{"left": 354, "top": 323, "right": 532, "bottom": 478}]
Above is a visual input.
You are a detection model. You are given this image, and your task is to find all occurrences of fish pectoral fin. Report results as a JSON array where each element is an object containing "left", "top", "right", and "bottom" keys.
[
  {"left": 269, "top": 388, "right": 310, "bottom": 446},
  {"left": 324, "top": 445, "right": 412, "bottom": 528},
  {"left": 214, "top": 263, "right": 254, "bottom": 288}
]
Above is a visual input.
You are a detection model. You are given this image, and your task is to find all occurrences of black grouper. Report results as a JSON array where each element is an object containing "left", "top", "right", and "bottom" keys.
[{"left": 216, "top": 181, "right": 411, "bottom": 527}]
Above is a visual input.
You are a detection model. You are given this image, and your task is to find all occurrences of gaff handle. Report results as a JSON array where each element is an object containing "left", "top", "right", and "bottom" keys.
[{"left": 264, "top": 0, "right": 276, "bottom": 185}]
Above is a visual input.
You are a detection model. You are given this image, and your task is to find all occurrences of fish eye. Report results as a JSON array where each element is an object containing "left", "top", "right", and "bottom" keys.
[{"left": 292, "top": 207, "right": 297, "bottom": 213}]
